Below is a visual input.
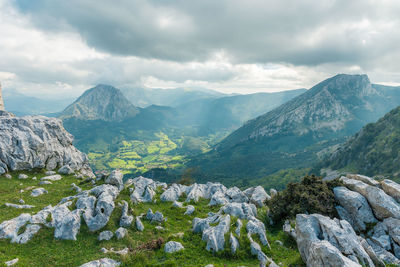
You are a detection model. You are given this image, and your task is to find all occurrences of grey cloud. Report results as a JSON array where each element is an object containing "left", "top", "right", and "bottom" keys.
[{"left": 14, "top": 0, "right": 400, "bottom": 67}]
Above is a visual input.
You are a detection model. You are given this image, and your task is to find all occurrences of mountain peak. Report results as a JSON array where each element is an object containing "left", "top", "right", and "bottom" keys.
[{"left": 60, "top": 85, "right": 139, "bottom": 122}]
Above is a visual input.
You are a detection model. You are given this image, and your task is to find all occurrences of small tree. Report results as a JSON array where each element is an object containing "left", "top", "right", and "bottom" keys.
[{"left": 267, "top": 175, "right": 340, "bottom": 224}]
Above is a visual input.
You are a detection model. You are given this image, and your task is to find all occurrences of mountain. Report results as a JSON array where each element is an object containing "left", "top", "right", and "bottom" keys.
[
  {"left": 174, "top": 89, "right": 306, "bottom": 134},
  {"left": 120, "top": 86, "right": 226, "bottom": 107},
  {"left": 319, "top": 105, "right": 400, "bottom": 181},
  {"left": 60, "top": 84, "right": 139, "bottom": 122},
  {"left": 3, "top": 91, "right": 73, "bottom": 116},
  {"left": 188, "top": 74, "right": 400, "bottom": 182}
]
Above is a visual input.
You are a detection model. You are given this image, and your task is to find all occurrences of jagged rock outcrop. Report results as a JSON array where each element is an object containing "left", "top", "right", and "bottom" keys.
[
  {"left": 333, "top": 186, "right": 377, "bottom": 232},
  {"left": 0, "top": 112, "right": 94, "bottom": 177},
  {"left": 130, "top": 176, "right": 167, "bottom": 204},
  {"left": 296, "top": 214, "right": 376, "bottom": 267},
  {"left": 341, "top": 177, "right": 400, "bottom": 220}
]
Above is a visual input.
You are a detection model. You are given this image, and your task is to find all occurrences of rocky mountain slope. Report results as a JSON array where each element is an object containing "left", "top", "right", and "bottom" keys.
[
  {"left": 0, "top": 111, "right": 93, "bottom": 177},
  {"left": 188, "top": 74, "right": 400, "bottom": 181},
  {"left": 319, "top": 105, "right": 400, "bottom": 181},
  {"left": 60, "top": 85, "right": 139, "bottom": 122},
  {"left": 174, "top": 89, "right": 306, "bottom": 134}
]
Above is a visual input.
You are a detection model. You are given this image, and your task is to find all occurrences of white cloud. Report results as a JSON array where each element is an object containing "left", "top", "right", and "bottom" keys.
[{"left": 0, "top": 0, "right": 400, "bottom": 99}]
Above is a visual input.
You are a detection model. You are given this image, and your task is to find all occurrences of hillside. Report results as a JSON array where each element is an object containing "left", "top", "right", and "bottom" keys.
[
  {"left": 121, "top": 87, "right": 225, "bottom": 108},
  {"left": 319, "top": 105, "right": 400, "bottom": 181},
  {"left": 174, "top": 89, "right": 306, "bottom": 134},
  {"left": 188, "top": 74, "right": 400, "bottom": 182},
  {"left": 60, "top": 85, "right": 139, "bottom": 122}
]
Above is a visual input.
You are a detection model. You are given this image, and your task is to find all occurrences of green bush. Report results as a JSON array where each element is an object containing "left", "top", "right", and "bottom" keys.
[{"left": 267, "top": 175, "right": 340, "bottom": 224}]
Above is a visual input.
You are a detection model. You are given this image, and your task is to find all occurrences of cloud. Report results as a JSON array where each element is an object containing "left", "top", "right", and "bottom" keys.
[
  {"left": 0, "top": 0, "right": 400, "bottom": 98},
  {"left": 14, "top": 0, "right": 400, "bottom": 65}
]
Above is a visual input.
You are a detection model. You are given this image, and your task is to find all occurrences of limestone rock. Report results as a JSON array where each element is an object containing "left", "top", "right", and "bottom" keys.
[
  {"left": 58, "top": 165, "right": 75, "bottom": 175},
  {"left": 18, "top": 174, "right": 28, "bottom": 179},
  {"left": 130, "top": 176, "right": 166, "bottom": 203},
  {"left": 296, "top": 213, "right": 375, "bottom": 267},
  {"left": 78, "top": 185, "right": 119, "bottom": 232},
  {"left": 39, "top": 181, "right": 52, "bottom": 185},
  {"left": 225, "top": 187, "right": 248, "bottom": 203},
  {"left": 52, "top": 204, "right": 82, "bottom": 241},
  {"left": 115, "top": 227, "right": 127, "bottom": 240},
  {"left": 98, "top": 231, "right": 114, "bottom": 241},
  {"left": 71, "top": 183, "right": 82, "bottom": 193},
  {"left": 172, "top": 201, "right": 183, "bottom": 208},
  {"left": 247, "top": 220, "right": 270, "bottom": 248},
  {"left": 209, "top": 191, "right": 228, "bottom": 206},
  {"left": 202, "top": 215, "right": 230, "bottom": 252},
  {"left": 4, "top": 258, "right": 19, "bottom": 266},
  {"left": 184, "top": 205, "right": 195, "bottom": 215},
  {"left": 0, "top": 115, "right": 94, "bottom": 177},
  {"left": 381, "top": 179, "right": 400, "bottom": 203},
  {"left": 146, "top": 209, "right": 164, "bottom": 223},
  {"left": 119, "top": 201, "right": 133, "bottom": 227},
  {"left": 5, "top": 203, "right": 34, "bottom": 209},
  {"left": 283, "top": 220, "right": 296, "bottom": 240},
  {"left": 31, "top": 188, "right": 48, "bottom": 197},
  {"left": 333, "top": 186, "right": 377, "bottom": 232},
  {"left": 136, "top": 217, "right": 144, "bottom": 232},
  {"left": 105, "top": 170, "right": 124, "bottom": 191},
  {"left": 160, "top": 184, "right": 184, "bottom": 202},
  {"left": 221, "top": 203, "right": 257, "bottom": 220},
  {"left": 342, "top": 177, "right": 400, "bottom": 220},
  {"left": 235, "top": 219, "right": 242, "bottom": 237},
  {"left": 230, "top": 232, "right": 239, "bottom": 254},
  {"left": 346, "top": 174, "right": 380, "bottom": 187},
  {"left": 250, "top": 186, "right": 270, "bottom": 207},
  {"left": 164, "top": 241, "right": 184, "bottom": 253},
  {"left": 12, "top": 224, "right": 41, "bottom": 244},
  {"left": 79, "top": 258, "right": 121, "bottom": 267},
  {"left": 41, "top": 174, "right": 62, "bottom": 181},
  {"left": 0, "top": 213, "right": 31, "bottom": 242}
]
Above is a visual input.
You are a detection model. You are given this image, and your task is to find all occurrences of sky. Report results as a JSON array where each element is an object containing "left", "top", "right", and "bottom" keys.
[{"left": 1, "top": 0, "right": 400, "bottom": 98}]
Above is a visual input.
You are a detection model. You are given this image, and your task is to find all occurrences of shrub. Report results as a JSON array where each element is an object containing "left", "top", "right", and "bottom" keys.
[{"left": 267, "top": 175, "right": 340, "bottom": 224}]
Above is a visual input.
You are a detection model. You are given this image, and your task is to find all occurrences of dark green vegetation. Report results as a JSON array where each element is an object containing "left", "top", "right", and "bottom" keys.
[
  {"left": 189, "top": 74, "right": 400, "bottom": 182},
  {"left": 0, "top": 172, "right": 303, "bottom": 266},
  {"left": 319, "top": 105, "right": 400, "bottom": 183},
  {"left": 267, "top": 175, "right": 342, "bottom": 224}
]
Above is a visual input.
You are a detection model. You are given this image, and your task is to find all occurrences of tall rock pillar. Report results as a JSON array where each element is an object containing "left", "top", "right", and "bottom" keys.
[{"left": 0, "top": 82, "right": 4, "bottom": 111}]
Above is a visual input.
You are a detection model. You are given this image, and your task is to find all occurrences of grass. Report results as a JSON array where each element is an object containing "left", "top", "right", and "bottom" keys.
[{"left": 0, "top": 171, "right": 303, "bottom": 266}]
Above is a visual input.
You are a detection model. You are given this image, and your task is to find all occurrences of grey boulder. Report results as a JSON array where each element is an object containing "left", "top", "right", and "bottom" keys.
[
  {"left": 105, "top": 170, "right": 124, "bottom": 191},
  {"left": 119, "top": 201, "right": 133, "bottom": 227},
  {"left": 115, "top": 227, "right": 127, "bottom": 240},
  {"left": 164, "top": 241, "right": 184, "bottom": 253},
  {"left": 79, "top": 258, "right": 121, "bottom": 267},
  {"left": 31, "top": 188, "right": 48, "bottom": 197},
  {"left": 333, "top": 186, "right": 377, "bottom": 232},
  {"left": 98, "top": 231, "right": 114, "bottom": 241}
]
